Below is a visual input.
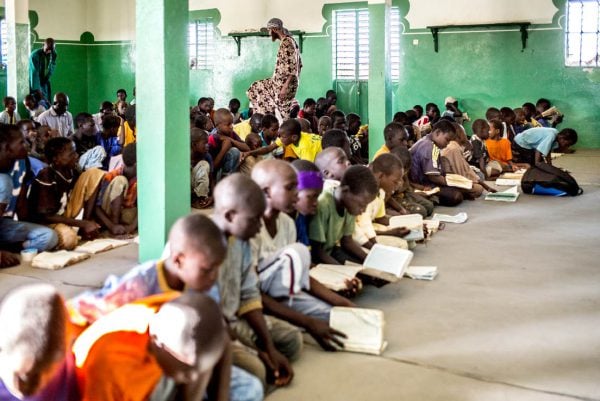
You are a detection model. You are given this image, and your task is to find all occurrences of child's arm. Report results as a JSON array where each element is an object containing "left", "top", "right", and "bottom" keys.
[
  {"left": 340, "top": 235, "right": 367, "bottom": 263},
  {"left": 94, "top": 206, "right": 127, "bottom": 235},
  {"left": 241, "top": 309, "right": 293, "bottom": 386},
  {"left": 203, "top": 336, "right": 232, "bottom": 401},
  {"left": 386, "top": 197, "right": 409, "bottom": 215},
  {"left": 212, "top": 137, "right": 232, "bottom": 169},
  {"left": 310, "top": 241, "right": 340, "bottom": 265},
  {"left": 425, "top": 174, "right": 447, "bottom": 187},
  {"left": 229, "top": 137, "right": 250, "bottom": 152},
  {"left": 242, "top": 142, "right": 279, "bottom": 159},
  {"left": 260, "top": 293, "right": 346, "bottom": 351},
  {"left": 308, "top": 277, "right": 355, "bottom": 307}
]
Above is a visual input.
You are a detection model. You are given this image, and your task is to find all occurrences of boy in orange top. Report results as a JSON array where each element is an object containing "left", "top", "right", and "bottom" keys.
[
  {"left": 485, "top": 120, "right": 527, "bottom": 172},
  {"left": 73, "top": 292, "right": 228, "bottom": 401}
]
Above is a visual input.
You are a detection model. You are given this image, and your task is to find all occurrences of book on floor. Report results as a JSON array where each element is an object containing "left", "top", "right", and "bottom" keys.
[
  {"left": 75, "top": 238, "right": 130, "bottom": 254},
  {"left": 485, "top": 186, "right": 520, "bottom": 202},
  {"left": 32, "top": 250, "right": 91, "bottom": 270},
  {"left": 405, "top": 266, "right": 438, "bottom": 280},
  {"left": 431, "top": 212, "right": 468, "bottom": 224},
  {"left": 388, "top": 214, "right": 424, "bottom": 241},
  {"left": 445, "top": 174, "right": 473, "bottom": 190},
  {"left": 329, "top": 307, "right": 386, "bottom": 355},
  {"left": 310, "top": 244, "right": 414, "bottom": 290}
]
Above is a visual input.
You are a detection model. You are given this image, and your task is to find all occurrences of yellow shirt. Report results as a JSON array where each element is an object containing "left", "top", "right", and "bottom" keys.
[
  {"left": 276, "top": 132, "right": 322, "bottom": 162},
  {"left": 233, "top": 119, "right": 252, "bottom": 140},
  {"left": 118, "top": 121, "right": 137, "bottom": 146},
  {"left": 373, "top": 144, "right": 390, "bottom": 160}
]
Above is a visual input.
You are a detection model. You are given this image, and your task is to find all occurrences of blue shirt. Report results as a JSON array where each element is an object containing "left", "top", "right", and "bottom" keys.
[
  {"left": 514, "top": 127, "right": 558, "bottom": 156},
  {"left": 409, "top": 135, "right": 443, "bottom": 186},
  {"left": 96, "top": 132, "right": 122, "bottom": 169}
]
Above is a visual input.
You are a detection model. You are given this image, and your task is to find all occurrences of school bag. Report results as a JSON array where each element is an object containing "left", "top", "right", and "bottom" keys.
[{"left": 521, "top": 162, "right": 583, "bottom": 196}]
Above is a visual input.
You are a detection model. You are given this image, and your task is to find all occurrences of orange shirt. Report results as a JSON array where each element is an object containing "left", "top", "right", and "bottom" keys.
[
  {"left": 74, "top": 293, "right": 178, "bottom": 401},
  {"left": 485, "top": 138, "right": 513, "bottom": 164}
]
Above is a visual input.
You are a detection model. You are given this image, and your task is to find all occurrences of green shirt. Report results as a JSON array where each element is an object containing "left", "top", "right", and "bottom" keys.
[{"left": 309, "top": 190, "right": 355, "bottom": 254}]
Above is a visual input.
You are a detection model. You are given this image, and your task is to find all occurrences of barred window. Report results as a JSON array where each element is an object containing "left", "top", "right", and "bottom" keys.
[
  {"left": 189, "top": 19, "right": 215, "bottom": 70},
  {"left": 1, "top": 19, "right": 7, "bottom": 69},
  {"left": 332, "top": 8, "right": 401, "bottom": 81},
  {"left": 566, "top": 0, "right": 600, "bottom": 67}
]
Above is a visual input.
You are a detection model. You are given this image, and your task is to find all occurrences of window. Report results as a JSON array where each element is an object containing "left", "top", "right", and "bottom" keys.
[
  {"left": 188, "top": 19, "right": 215, "bottom": 70},
  {"left": 566, "top": 0, "right": 600, "bottom": 67},
  {"left": 1, "top": 19, "right": 7, "bottom": 69},
  {"left": 332, "top": 8, "right": 401, "bottom": 81}
]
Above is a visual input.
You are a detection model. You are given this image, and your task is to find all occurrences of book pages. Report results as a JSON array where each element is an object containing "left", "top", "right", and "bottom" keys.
[
  {"left": 309, "top": 264, "right": 364, "bottom": 291},
  {"left": 330, "top": 307, "right": 386, "bottom": 355},
  {"left": 445, "top": 174, "right": 474, "bottom": 190},
  {"left": 75, "top": 238, "right": 130, "bottom": 254},
  {"left": 363, "top": 244, "right": 413, "bottom": 278},
  {"left": 485, "top": 186, "right": 520, "bottom": 202},
  {"left": 32, "top": 251, "right": 91, "bottom": 270}
]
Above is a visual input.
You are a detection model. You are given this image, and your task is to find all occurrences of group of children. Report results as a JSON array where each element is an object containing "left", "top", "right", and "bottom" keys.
[
  {"left": 0, "top": 89, "right": 139, "bottom": 267},
  {"left": 0, "top": 88, "right": 580, "bottom": 400}
]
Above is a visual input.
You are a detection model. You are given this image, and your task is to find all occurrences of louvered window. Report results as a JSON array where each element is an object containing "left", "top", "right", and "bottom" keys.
[
  {"left": 189, "top": 19, "right": 215, "bottom": 70},
  {"left": 566, "top": 0, "right": 600, "bottom": 67},
  {"left": 333, "top": 8, "right": 401, "bottom": 81}
]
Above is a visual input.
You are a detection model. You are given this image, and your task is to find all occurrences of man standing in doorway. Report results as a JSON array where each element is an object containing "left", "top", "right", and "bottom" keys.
[
  {"left": 29, "top": 38, "right": 57, "bottom": 102},
  {"left": 247, "top": 18, "right": 302, "bottom": 120}
]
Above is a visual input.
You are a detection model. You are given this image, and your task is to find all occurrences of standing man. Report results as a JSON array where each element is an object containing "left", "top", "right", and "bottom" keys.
[
  {"left": 29, "top": 38, "right": 57, "bottom": 102},
  {"left": 247, "top": 18, "right": 302, "bottom": 120}
]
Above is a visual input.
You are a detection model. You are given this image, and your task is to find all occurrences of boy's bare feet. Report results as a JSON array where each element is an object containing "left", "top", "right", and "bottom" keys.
[
  {"left": 192, "top": 196, "right": 214, "bottom": 209},
  {"left": 0, "top": 251, "right": 20, "bottom": 268}
]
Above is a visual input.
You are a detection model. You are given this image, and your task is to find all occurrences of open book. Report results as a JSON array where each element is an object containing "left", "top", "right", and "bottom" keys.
[
  {"left": 32, "top": 251, "right": 91, "bottom": 270},
  {"left": 330, "top": 307, "right": 386, "bottom": 355},
  {"left": 75, "top": 238, "right": 130, "bottom": 254},
  {"left": 414, "top": 187, "right": 440, "bottom": 196},
  {"left": 389, "top": 214, "right": 424, "bottom": 241},
  {"left": 495, "top": 178, "right": 521, "bottom": 186},
  {"left": 310, "top": 244, "right": 414, "bottom": 290},
  {"left": 485, "top": 186, "right": 520, "bottom": 202},
  {"left": 445, "top": 174, "right": 473, "bottom": 190}
]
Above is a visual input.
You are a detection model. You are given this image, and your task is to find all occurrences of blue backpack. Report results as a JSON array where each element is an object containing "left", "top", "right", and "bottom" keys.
[{"left": 521, "top": 163, "right": 583, "bottom": 196}]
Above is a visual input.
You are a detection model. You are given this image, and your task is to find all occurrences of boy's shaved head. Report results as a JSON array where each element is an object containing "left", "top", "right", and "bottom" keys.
[
  {"left": 213, "top": 173, "right": 266, "bottom": 216},
  {"left": 150, "top": 292, "right": 226, "bottom": 372},
  {"left": 315, "top": 146, "right": 345, "bottom": 171},
  {"left": 251, "top": 159, "right": 295, "bottom": 189},
  {"left": 213, "top": 108, "right": 233, "bottom": 126},
  {"left": 371, "top": 153, "right": 403, "bottom": 176},
  {"left": 169, "top": 214, "right": 226, "bottom": 262},
  {"left": 0, "top": 284, "right": 66, "bottom": 398}
]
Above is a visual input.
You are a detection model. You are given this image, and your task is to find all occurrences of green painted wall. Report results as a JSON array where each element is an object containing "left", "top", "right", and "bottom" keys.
[{"left": 4, "top": 0, "right": 599, "bottom": 147}]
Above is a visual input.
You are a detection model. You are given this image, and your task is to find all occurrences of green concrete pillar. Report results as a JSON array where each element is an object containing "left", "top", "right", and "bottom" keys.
[
  {"left": 136, "top": 0, "right": 190, "bottom": 261},
  {"left": 367, "top": 0, "right": 393, "bottom": 160},
  {"left": 5, "top": 0, "right": 30, "bottom": 117}
]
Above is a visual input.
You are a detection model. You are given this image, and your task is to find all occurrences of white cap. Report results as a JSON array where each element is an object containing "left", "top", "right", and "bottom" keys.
[{"left": 445, "top": 96, "right": 457, "bottom": 105}]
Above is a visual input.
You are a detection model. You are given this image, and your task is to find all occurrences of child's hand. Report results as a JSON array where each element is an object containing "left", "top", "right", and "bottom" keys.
[
  {"left": 110, "top": 224, "right": 127, "bottom": 235},
  {"left": 341, "top": 277, "right": 362, "bottom": 298},
  {"left": 81, "top": 220, "right": 101, "bottom": 238},
  {"left": 240, "top": 151, "right": 249, "bottom": 162},
  {"left": 386, "top": 226, "right": 411, "bottom": 238},
  {"left": 305, "top": 318, "right": 347, "bottom": 351},
  {"left": 260, "top": 348, "right": 293, "bottom": 386}
]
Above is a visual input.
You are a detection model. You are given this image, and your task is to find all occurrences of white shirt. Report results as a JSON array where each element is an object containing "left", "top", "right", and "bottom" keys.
[{"left": 37, "top": 107, "right": 74, "bottom": 137}]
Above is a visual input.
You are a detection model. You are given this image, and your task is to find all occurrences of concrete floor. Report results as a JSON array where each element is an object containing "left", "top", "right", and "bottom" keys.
[{"left": 1, "top": 150, "right": 599, "bottom": 401}]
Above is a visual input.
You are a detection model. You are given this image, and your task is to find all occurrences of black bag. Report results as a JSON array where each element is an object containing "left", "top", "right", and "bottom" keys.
[{"left": 521, "top": 163, "right": 583, "bottom": 196}]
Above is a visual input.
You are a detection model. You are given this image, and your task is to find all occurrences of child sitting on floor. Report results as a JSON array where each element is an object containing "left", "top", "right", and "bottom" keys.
[
  {"left": 441, "top": 126, "right": 495, "bottom": 198},
  {"left": 250, "top": 159, "right": 353, "bottom": 350},
  {"left": 513, "top": 127, "right": 577, "bottom": 166},
  {"left": 318, "top": 116, "right": 332, "bottom": 136},
  {"left": 409, "top": 120, "right": 465, "bottom": 207},
  {"left": 74, "top": 292, "right": 228, "bottom": 401},
  {"left": 190, "top": 128, "right": 213, "bottom": 209},
  {"left": 233, "top": 112, "right": 263, "bottom": 141},
  {"left": 93, "top": 143, "right": 138, "bottom": 235},
  {"left": 0, "top": 96, "right": 21, "bottom": 125},
  {"left": 290, "top": 160, "right": 323, "bottom": 248},
  {"left": 373, "top": 122, "right": 408, "bottom": 160},
  {"left": 321, "top": 129, "right": 351, "bottom": 159},
  {"left": 388, "top": 146, "right": 434, "bottom": 218},
  {"left": 71, "top": 113, "right": 98, "bottom": 157},
  {"left": 486, "top": 120, "right": 527, "bottom": 172},
  {"left": 0, "top": 284, "right": 79, "bottom": 401},
  {"left": 1, "top": 125, "right": 58, "bottom": 258},
  {"left": 208, "top": 108, "right": 250, "bottom": 180},
  {"left": 212, "top": 174, "right": 299, "bottom": 388},
  {"left": 468, "top": 119, "right": 503, "bottom": 179},
  {"left": 309, "top": 165, "right": 378, "bottom": 265},
  {"left": 314, "top": 146, "right": 351, "bottom": 192},
  {"left": 67, "top": 213, "right": 263, "bottom": 401},
  {"left": 28, "top": 137, "right": 103, "bottom": 249},
  {"left": 354, "top": 154, "right": 410, "bottom": 250},
  {"left": 96, "top": 114, "right": 123, "bottom": 170},
  {"left": 298, "top": 98, "right": 319, "bottom": 133}
]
